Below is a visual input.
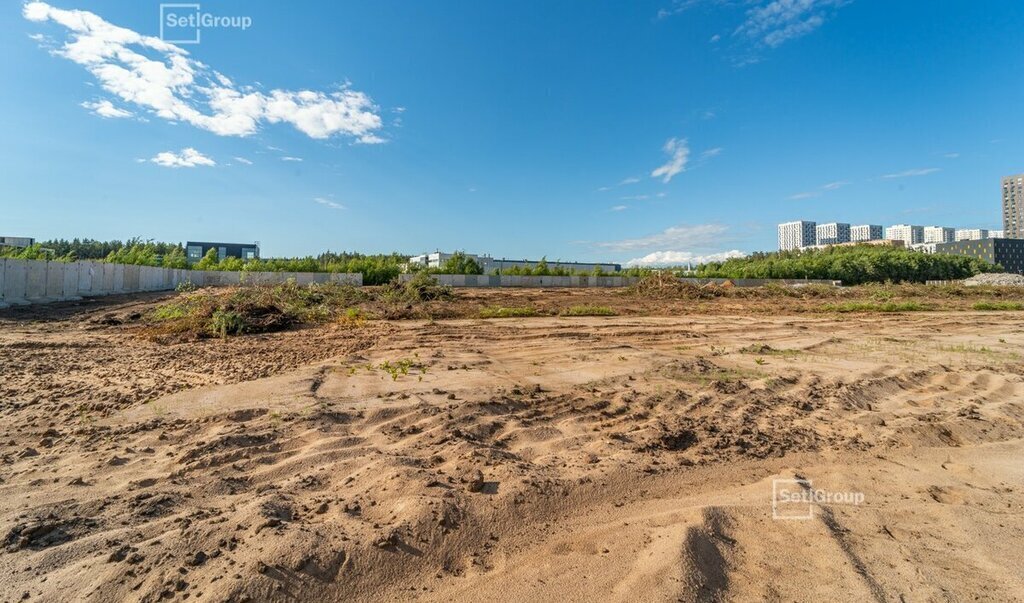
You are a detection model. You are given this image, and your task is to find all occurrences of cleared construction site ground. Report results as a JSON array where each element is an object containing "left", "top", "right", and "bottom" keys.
[{"left": 1, "top": 283, "right": 1023, "bottom": 602}]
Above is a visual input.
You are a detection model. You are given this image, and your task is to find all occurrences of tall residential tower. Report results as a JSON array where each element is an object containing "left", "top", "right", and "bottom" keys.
[{"left": 1003, "top": 174, "right": 1024, "bottom": 238}]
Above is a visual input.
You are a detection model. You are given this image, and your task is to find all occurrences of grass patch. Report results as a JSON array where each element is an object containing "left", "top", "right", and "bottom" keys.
[
  {"left": 972, "top": 301, "right": 1024, "bottom": 311},
  {"left": 560, "top": 305, "right": 617, "bottom": 316},
  {"left": 820, "top": 301, "right": 930, "bottom": 313},
  {"left": 479, "top": 306, "right": 540, "bottom": 318},
  {"left": 738, "top": 343, "right": 801, "bottom": 357}
]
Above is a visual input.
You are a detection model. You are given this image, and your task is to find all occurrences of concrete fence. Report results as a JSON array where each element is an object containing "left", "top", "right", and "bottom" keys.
[
  {"left": 398, "top": 274, "right": 643, "bottom": 288},
  {"left": 399, "top": 274, "right": 840, "bottom": 288},
  {"left": 0, "top": 258, "right": 361, "bottom": 308}
]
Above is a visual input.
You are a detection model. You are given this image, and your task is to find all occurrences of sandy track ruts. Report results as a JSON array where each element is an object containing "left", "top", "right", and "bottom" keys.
[{"left": 1, "top": 307, "right": 1023, "bottom": 602}]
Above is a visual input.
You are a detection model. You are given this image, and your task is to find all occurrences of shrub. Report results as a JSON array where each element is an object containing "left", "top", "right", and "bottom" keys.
[
  {"left": 820, "top": 301, "right": 930, "bottom": 313},
  {"left": 695, "top": 245, "right": 995, "bottom": 285},
  {"left": 561, "top": 305, "right": 617, "bottom": 316},
  {"left": 379, "top": 273, "right": 453, "bottom": 304},
  {"left": 480, "top": 306, "right": 540, "bottom": 318},
  {"left": 973, "top": 301, "right": 1024, "bottom": 311}
]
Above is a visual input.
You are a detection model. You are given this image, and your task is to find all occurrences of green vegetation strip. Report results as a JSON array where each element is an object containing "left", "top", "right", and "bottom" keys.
[
  {"left": 560, "top": 305, "right": 617, "bottom": 316},
  {"left": 820, "top": 301, "right": 931, "bottom": 313},
  {"left": 972, "top": 301, "right": 1024, "bottom": 311},
  {"left": 479, "top": 306, "right": 540, "bottom": 318}
]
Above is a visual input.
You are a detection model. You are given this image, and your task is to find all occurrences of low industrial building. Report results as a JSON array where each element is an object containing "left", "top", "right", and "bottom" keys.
[
  {"left": 186, "top": 241, "right": 260, "bottom": 263},
  {"left": 0, "top": 236, "right": 35, "bottom": 248},
  {"left": 407, "top": 251, "right": 621, "bottom": 273},
  {"left": 936, "top": 238, "right": 1024, "bottom": 274}
]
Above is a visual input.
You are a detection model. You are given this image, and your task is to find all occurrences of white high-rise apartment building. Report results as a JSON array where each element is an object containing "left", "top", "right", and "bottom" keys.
[
  {"left": 990, "top": 229, "right": 1005, "bottom": 239},
  {"left": 886, "top": 224, "right": 924, "bottom": 246},
  {"left": 815, "top": 222, "right": 851, "bottom": 246},
  {"left": 1003, "top": 174, "right": 1023, "bottom": 239},
  {"left": 955, "top": 228, "right": 989, "bottom": 241},
  {"left": 923, "top": 226, "right": 955, "bottom": 244},
  {"left": 778, "top": 221, "right": 817, "bottom": 251},
  {"left": 850, "top": 225, "right": 883, "bottom": 242}
]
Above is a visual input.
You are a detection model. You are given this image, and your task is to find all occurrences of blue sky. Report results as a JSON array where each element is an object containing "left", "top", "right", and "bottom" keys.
[{"left": 3, "top": 1, "right": 1022, "bottom": 265}]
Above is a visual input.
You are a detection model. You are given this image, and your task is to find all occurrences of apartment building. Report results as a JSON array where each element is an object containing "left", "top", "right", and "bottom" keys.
[
  {"left": 923, "top": 226, "right": 955, "bottom": 244},
  {"left": 886, "top": 224, "right": 924, "bottom": 246},
  {"left": 815, "top": 222, "right": 851, "bottom": 246},
  {"left": 955, "top": 228, "right": 989, "bottom": 241},
  {"left": 850, "top": 225, "right": 883, "bottom": 242},
  {"left": 1003, "top": 174, "right": 1024, "bottom": 239},
  {"left": 778, "top": 221, "right": 817, "bottom": 251}
]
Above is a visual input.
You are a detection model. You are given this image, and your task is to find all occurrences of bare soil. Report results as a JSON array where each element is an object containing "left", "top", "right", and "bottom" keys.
[{"left": 1, "top": 288, "right": 1022, "bottom": 602}]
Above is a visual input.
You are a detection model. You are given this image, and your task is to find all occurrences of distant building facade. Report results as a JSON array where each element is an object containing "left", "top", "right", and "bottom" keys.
[
  {"left": 955, "top": 228, "right": 989, "bottom": 241},
  {"left": 850, "top": 225, "right": 884, "bottom": 242},
  {"left": 407, "top": 251, "right": 621, "bottom": 273},
  {"left": 185, "top": 241, "right": 259, "bottom": 263},
  {"left": 990, "top": 229, "right": 1005, "bottom": 239},
  {"left": 815, "top": 222, "right": 851, "bottom": 246},
  {"left": 778, "top": 221, "right": 817, "bottom": 251},
  {"left": 1003, "top": 174, "right": 1024, "bottom": 239},
  {"left": 923, "top": 226, "right": 956, "bottom": 244},
  {"left": 937, "top": 238, "right": 1024, "bottom": 274},
  {"left": 0, "top": 236, "right": 35, "bottom": 248},
  {"left": 886, "top": 224, "right": 924, "bottom": 246}
]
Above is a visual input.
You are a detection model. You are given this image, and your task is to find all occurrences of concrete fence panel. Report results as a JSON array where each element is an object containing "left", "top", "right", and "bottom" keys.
[
  {"left": 25, "top": 261, "right": 47, "bottom": 300},
  {"left": 62, "top": 262, "right": 80, "bottom": 299},
  {"left": 3, "top": 259, "right": 27, "bottom": 304},
  {"left": 45, "top": 262, "right": 65, "bottom": 300}
]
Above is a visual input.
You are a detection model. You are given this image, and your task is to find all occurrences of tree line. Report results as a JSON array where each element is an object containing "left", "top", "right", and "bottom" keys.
[{"left": 693, "top": 245, "right": 996, "bottom": 285}]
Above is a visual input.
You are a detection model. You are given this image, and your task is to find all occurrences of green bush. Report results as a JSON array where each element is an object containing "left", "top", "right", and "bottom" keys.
[
  {"left": 695, "top": 245, "right": 996, "bottom": 285},
  {"left": 973, "top": 301, "right": 1024, "bottom": 311},
  {"left": 480, "top": 306, "right": 540, "bottom": 318},
  {"left": 561, "top": 305, "right": 617, "bottom": 316},
  {"left": 821, "top": 301, "right": 930, "bottom": 313}
]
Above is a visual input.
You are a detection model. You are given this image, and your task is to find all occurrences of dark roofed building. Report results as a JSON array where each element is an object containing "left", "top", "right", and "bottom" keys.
[
  {"left": 186, "top": 241, "right": 259, "bottom": 264},
  {"left": 935, "top": 238, "right": 1024, "bottom": 274}
]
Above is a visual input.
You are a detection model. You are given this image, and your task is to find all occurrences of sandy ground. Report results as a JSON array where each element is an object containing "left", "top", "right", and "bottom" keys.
[{"left": 1, "top": 292, "right": 1023, "bottom": 602}]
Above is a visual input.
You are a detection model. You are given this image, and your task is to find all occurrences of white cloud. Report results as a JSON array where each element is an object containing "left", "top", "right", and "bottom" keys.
[
  {"left": 619, "top": 176, "right": 641, "bottom": 185},
  {"left": 24, "top": 2, "right": 385, "bottom": 143},
  {"left": 651, "top": 137, "right": 690, "bottom": 183},
  {"left": 620, "top": 194, "right": 650, "bottom": 201},
  {"left": 233, "top": 156, "right": 253, "bottom": 165},
  {"left": 735, "top": 0, "right": 848, "bottom": 48},
  {"left": 150, "top": 147, "right": 215, "bottom": 168},
  {"left": 281, "top": 156, "right": 303, "bottom": 162},
  {"left": 789, "top": 179, "right": 849, "bottom": 199},
  {"left": 701, "top": 146, "right": 723, "bottom": 159},
  {"left": 881, "top": 167, "right": 940, "bottom": 179},
  {"left": 596, "top": 223, "right": 727, "bottom": 252},
  {"left": 314, "top": 197, "right": 345, "bottom": 210},
  {"left": 80, "top": 99, "right": 132, "bottom": 118},
  {"left": 709, "top": 34, "right": 721, "bottom": 43},
  {"left": 942, "top": 152, "right": 960, "bottom": 159},
  {"left": 611, "top": 205, "right": 628, "bottom": 211},
  {"left": 626, "top": 249, "right": 745, "bottom": 267}
]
